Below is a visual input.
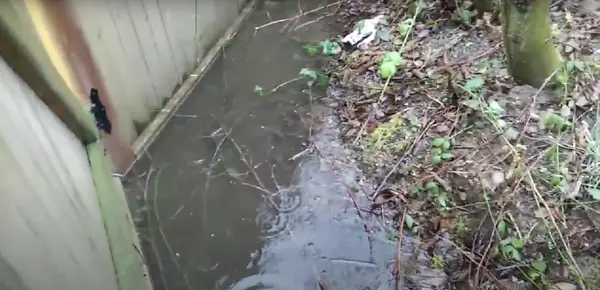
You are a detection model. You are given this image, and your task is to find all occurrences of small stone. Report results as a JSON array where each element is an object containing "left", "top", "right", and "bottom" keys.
[
  {"left": 436, "top": 125, "right": 450, "bottom": 133},
  {"left": 560, "top": 105, "right": 571, "bottom": 117},
  {"left": 491, "top": 171, "right": 505, "bottom": 187},
  {"left": 488, "top": 100, "right": 504, "bottom": 113},
  {"left": 564, "top": 45, "right": 574, "bottom": 53}
]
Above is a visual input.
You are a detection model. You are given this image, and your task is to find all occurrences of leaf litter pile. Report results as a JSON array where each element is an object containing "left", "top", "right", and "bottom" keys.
[{"left": 318, "top": 0, "right": 600, "bottom": 288}]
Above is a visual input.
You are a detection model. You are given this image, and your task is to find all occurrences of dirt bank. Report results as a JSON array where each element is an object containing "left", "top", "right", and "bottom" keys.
[{"left": 315, "top": 0, "right": 600, "bottom": 288}]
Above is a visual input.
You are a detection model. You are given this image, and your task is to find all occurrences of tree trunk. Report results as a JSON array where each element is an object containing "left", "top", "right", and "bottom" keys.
[
  {"left": 502, "top": 0, "right": 562, "bottom": 87},
  {"left": 475, "top": 0, "right": 496, "bottom": 14}
]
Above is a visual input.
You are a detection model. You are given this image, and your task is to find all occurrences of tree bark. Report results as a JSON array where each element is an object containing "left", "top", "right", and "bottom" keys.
[
  {"left": 475, "top": 0, "right": 496, "bottom": 14},
  {"left": 502, "top": 0, "right": 562, "bottom": 87}
]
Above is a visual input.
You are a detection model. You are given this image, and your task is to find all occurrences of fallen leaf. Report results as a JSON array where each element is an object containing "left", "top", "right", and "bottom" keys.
[
  {"left": 505, "top": 127, "right": 519, "bottom": 140},
  {"left": 405, "top": 214, "right": 415, "bottom": 229},
  {"left": 464, "top": 77, "right": 484, "bottom": 91},
  {"left": 587, "top": 188, "right": 600, "bottom": 200}
]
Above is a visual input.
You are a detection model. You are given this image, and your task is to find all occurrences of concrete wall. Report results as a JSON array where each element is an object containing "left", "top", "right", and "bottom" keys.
[{"left": 0, "top": 57, "right": 119, "bottom": 290}]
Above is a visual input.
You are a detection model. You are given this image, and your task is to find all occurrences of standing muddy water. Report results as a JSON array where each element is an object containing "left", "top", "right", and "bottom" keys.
[{"left": 123, "top": 1, "right": 434, "bottom": 289}]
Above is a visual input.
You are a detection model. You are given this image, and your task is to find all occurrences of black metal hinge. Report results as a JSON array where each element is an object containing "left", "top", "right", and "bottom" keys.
[{"left": 89, "top": 88, "right": 112, "bottom": 135}]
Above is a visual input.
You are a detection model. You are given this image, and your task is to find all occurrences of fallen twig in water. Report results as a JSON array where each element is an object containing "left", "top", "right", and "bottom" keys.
[
  {"left": 227, "top": 135, "right": 268, "bottom": 190},
  {"left": 151, "top": 167, "right": 194, "bottom": 290},
  {"left": 289, "top": 146, "right": 312, "bottom": 161},
  {"left": 254, "top": 1, "right": 341, "bottom": 31}
]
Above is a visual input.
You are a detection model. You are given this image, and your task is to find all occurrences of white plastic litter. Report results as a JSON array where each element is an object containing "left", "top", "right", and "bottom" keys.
[{"left": 341, "top": 15, "right": 386, "bottom": 48}]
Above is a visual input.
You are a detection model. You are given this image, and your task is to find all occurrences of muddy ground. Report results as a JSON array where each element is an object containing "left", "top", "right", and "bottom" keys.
[{"left": 282, "top": 0, "right": 600, "bottom": 288}]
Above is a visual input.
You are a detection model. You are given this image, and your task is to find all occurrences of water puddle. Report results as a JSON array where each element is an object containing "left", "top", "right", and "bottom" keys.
[{"left": 123, "top": 1, "right": 403, "bottom": 289}]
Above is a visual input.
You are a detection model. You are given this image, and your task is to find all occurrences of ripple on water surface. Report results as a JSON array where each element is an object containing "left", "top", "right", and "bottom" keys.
[{"left": 255, "top": 187, "right": 302, "bottom": 239}]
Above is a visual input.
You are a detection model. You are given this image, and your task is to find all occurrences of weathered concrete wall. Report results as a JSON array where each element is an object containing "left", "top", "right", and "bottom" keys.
[{"left": 0, "top": 57, "right": 119, "bottom": 290}]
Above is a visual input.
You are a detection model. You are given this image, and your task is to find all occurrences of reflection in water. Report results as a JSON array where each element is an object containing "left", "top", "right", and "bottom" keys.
[{"left": 124, "top": 0, "right": 397, "bottom": 289}]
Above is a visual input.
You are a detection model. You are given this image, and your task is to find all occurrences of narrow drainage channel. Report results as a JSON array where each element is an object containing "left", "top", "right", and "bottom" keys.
[{"left": 123, "top": 1, "right": 414, "bottom": 289}]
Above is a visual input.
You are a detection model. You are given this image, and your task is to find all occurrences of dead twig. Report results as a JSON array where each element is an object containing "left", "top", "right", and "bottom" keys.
[
  {"left": 353, "top": 76, "right": 392, "bottom": 144},
  {"left": 395, "top": 207, "right": 407, "bottom": 290},
  {"left": 372, "top": 116, "right": 435, "bottom": 199},
  {"left": 254, "top": 1, "right": 341, "bottom": 31}
]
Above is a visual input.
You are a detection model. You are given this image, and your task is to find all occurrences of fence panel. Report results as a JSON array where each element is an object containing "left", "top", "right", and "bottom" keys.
[{"left": 0, "top": 57, "right": 119, "bottom": 290}]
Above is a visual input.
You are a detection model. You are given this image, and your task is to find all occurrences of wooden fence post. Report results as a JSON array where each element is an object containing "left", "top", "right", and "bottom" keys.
[
  {"left": 0, "top": 1, "right": 97, "bottom": 144},
  {"left": 87, "top": 142, "right": 153, "bottom": 290},
  {"left": 0, "top": 2, "right": 153, "bottom": 289}
]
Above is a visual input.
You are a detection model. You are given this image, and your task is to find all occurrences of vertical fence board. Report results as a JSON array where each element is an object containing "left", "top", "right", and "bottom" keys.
[
  {"left": 0, "top": 57, "right": 118, "bottom": 290},
  {"left": 63, "top": 0, "right": 143, "bottom": 140},
  {"left": 88, "top": 142, "right": 153, "bottom": 290},
  {"left": 0, "top": 0, "right": 97, "bottom": 143}
]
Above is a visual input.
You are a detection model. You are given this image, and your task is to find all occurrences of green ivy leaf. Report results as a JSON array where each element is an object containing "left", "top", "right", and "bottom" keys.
[
  {"left": 432, "top": 154, "right": 442, "bottom": 164},
  {"left": 464, "top": 76, "right": 484, "bottom": 92},
  {"left": 378, "top": 62, "right": 398, "bottom": 79},
  {"left": 458, "top": 7, "right": 472, "bottom": 23},
  {"left": 302, "top": 44, "right": 319, "bottom": 56},
  {"left": 397, "top": 19, "right": 413, "bottom": 37},
  {"left": 531, "top": 260, "right": 547, "bottom": 273},
  {"left": 436, "top": 195, "right": 447, "bottom": 208},
  {"left": 497, "top": 219, "right": 507, "bottom": 236},
  {"left": 502, "top": 244, "right": 515, "bottom": 254},
  {"left": 319, "top": 40, "right": 341, "bottom": 55},
  {"left": 410, "top": 185, "right": 421, "bottom": 195},
  {"left": 511, "top": 238, "right": 524, "bottom": 249},
  {"left": 441, "top": 140, "right": 451, "bottom": 151},
  {"left": 299, "top": 68, "right": 318, "bottom": 80},
  {"left": 426, "top": 181, "right": 439, "bottom": 193},
  {"left": 588, "top": 188, "right": 600, "bottom": 200},
  {"left": 511, "top": 249, "right": 522, "bottom": 261},
  {"left": 431, "top": 137, "right": 446, "bottom": 148},
  {"left": 405, "top": 214, "right": 415, "bottom": 229},
  {"left": 430, "top": 147, "right": 443, "bottom": 155},
  {"left": 441, "top": 153, "right": 453, "bottom": 160},
  {"left": 383, "top": 51, "right": 403, "bottom": 66}
]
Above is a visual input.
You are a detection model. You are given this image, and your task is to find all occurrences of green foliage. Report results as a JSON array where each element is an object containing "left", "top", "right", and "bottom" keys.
[
  {"left": 458, "top": 7, "right": 473, "bottom": 24},
  {"left": 319, "top": 39, "right": 341, "bottom": 56},
  {"left": 423, "top": 180, "right": 449, "bottom": 210},
  {"left": 542, "top": 112, "right": 570, "bottom": 132},
  {"left": 430, "top": 137, "right": 453, "bottom": 165},
  {"left": 430, "top": 255, "right": 447, "bottom": 268},
  {"left": 453, "top": 216, "right": 470, "bottom": 242},
  {"left": 493, "top": 217, "right": 524, "bottom": 262},
  {"left": 464, "top": 76, "right": 485, "bottom": 92},
  {"left": 554, "top": 58, "right": 585, "bottom": 86},
  {"left": 302, "top": 44, "right": 320, "bottom": 56},
  {"left": 588, "top": 188, "right": 600, "bottom": 201},
  {"left": 527, "top": 258, "right": 548, "bottom": 281},
  {"left": 405, "top": 213, "right": 415, "bottom": 229},
  {"left": 303, "top": 40, "right": 341, "bottom": 56},
  {"left": 299, "top": 68, "right": 328, "bottom": 87},
  {"left": 378, "top": 51, "right": 403, "bottom": 79},
  {"left": 364, "top": 114, "right": 407, "bottom": 151},
  {"left": 475, "top": 58, "right": 504, "bottom": 76},
  {"left": 397, "top": 19, "right": 413, "bottom": 37}
]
